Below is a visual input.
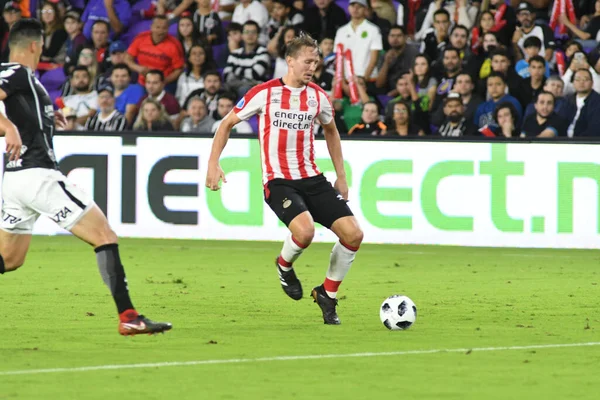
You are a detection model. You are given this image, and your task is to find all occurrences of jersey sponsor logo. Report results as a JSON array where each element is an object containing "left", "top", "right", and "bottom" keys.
[
  {"left": 2, "top": 212, "right": 22, "bottom": 225},
  {"left": 236, "top": 98, "right": 245, "bottom": 109},
  {"left": 50, "top": 207, "right": 72, "bottom": 223},
  {"left": 272, "top": 110, "right": 314, "bottom": 130}
]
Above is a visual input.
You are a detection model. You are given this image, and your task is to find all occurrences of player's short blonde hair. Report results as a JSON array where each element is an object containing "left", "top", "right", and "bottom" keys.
[{"left": 285, "top": 32, "right": 319, "bottom": 59}]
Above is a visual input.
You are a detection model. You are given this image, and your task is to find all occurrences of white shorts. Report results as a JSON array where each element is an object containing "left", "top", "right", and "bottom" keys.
[{"left": 1, "top": 168, "right": 94, "bottom": 234}]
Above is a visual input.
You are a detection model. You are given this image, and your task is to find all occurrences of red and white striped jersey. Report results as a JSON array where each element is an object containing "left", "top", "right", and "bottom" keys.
[{"left": 233, "top": 78, "right": 334, "bottom": 184}]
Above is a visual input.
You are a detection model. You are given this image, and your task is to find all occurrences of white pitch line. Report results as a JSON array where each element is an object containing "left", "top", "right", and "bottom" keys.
[{"left": 1, "top": 341, "right": 599, "bottom": 377}]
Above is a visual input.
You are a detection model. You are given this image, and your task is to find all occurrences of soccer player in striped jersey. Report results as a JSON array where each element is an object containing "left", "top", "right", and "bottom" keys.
[{"left": 206, "top": 33, "right": 363, "bottom": 325}]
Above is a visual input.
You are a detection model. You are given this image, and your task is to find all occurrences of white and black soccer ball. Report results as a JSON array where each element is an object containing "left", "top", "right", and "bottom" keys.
[{"left": 380, "top": 295, "right": 417, "bottom": 330}]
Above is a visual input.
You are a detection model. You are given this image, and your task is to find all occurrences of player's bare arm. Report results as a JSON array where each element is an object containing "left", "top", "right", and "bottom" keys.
[
  {"left": 321, "top": 119, "right": 349, "bottom": 200},
  {"left": 0, "top": 87, "right": 22, "bottom": 161},
  {"left": 205, "top": 111, "right": 242, "bottom": 191}
]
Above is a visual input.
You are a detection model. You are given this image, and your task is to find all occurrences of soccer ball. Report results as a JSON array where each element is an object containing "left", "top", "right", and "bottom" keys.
[{"left": 380, "top": 295, "right": 417, "bottom": 330}]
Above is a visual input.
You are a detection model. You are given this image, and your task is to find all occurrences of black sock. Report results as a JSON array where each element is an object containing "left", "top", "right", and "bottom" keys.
[
  {"left": 0, "top": 254, "right": 5, "bottom": 274},
  {"left": 95, "top": 244, "right": 135, "bottom": 314}
]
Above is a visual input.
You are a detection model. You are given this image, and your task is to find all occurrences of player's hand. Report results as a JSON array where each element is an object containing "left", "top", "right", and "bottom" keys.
[
  {"left": 4, "top": 123, "right": 22, "bottom": 162},
  {"left": 334, "top": 177, "right": 349, "bottom": 201},
  {"left": 206, "top": 163, "right": 227, "bottom": 191},
  {"left": 54, "top": 110, "right": 67, "bottom": 130}
]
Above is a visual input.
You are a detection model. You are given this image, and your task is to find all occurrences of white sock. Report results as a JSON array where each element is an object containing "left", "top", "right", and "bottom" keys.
[
  {"left": 324, "top": 241, "right": 358, "bottom": 298},
  {"left": 278, "top": 234, "right": 306, "bottom": 271}
]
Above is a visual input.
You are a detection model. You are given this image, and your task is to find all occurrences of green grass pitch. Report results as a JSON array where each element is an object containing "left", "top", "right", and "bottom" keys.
[{"left": 0, "top": 236, "right": 599, "bottom": 399}]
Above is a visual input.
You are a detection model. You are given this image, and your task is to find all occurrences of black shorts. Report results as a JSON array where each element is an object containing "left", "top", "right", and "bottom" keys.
[{"left": 264, "top": 174, "right": 354, "bottom": 229}]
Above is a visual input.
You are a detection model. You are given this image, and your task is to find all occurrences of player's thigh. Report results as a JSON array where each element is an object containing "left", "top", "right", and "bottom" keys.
[
  {"left": 0, "top": 229, "right": 32, "bottom": 270},
  {"left": 69, "top": 204, "right": 117, "bottom": 247},
  {"left": 288, "top": 211, "right": 316, "bottom": 245},
  {"left": 264, "top": 179, "right": 310, "bottom": 227},
  {"left": 304, "top": 175, "right": 354, "bottom": 230},
  {"left": 28, "top": 170, "right": 115, "bottom": 247}
]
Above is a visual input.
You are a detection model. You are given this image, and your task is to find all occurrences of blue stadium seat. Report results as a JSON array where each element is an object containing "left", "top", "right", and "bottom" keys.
[
  {"left": 39, "top": 68, "right": 67, "bottom": 92},
  {"left": 377, "top": 95, "right": 393, "bottom": 109},
  {"left": 248, "top": 115, "right": 258, "bottom": 133},
  {"left": 121, "top": 20, "right": 152, "bottom": 47}
]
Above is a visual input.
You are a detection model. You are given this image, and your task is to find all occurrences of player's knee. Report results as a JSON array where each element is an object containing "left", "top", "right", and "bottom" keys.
[
  {"left": 3, "top": 254, "right": 26, "bottom": 271},
  {"left": 93, "top": 227, "right": 118, "bottom": 247},
  {"left": 345, "top": 228, "right": 364, "bottom": 248},
  {"left": 294, "top": 225, "right": 315, "bottom": 247}
]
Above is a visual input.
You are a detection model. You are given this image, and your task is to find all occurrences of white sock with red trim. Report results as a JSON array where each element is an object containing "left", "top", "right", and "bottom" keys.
[
  {"left": 277, "top": 235, "right": 308, "bottom": 271},
  {"left": 324, "top": 241, "right": 359, "bottom": 298}
]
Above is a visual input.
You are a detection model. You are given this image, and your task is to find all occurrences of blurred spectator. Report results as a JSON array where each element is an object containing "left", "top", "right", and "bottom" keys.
[
  {"left": 479, "top": 102, "right": 520, "bottom": 137},
  {"left": 62, "top": 106, "right": 82, "bottom": 130},
  {"left": 158, "top": 0, "right": 195, "bottom": 20},
  {"left": 512, "top": 2, "right": 554, "bottom": 63},
  {"left": 376, "top": 25, "right": 419, "bottom": 94},
  {"left": 110, "top": 64, "right": 145, "bottom": 126},
  {"left": 178, "top": 13, "right": 204, "bottom": 56},
  {"left": 1, "top": 2, "right": 22, "bottom": 62},
  {"left": 312, "top": 51, "right": 334, "bottom": 94},
  {"left": 320, "top": 36, "right": 335, "bottom": 73},
  {"left": 180, "top": 96, "right": 215, "bottom": 132},
  {"left": 521, "top": 55, "right": 546, "bottom": 107},
  {"left": 521, "top": 91, "right": 568, "bottom": 137},
  {"left": 486, "top": 0, "right": 517, "bottom": 47},
  {"left": 82, "top": 0, "right": 131, "bottom": 40},
  {"left": 126, "top": 16, "right": 185, "bottom": 86},
  {"left": 471, "top": 11, "right": 494, "bottom": 54},
  {"left": 332, "top": 75, "right": 373, "bottom": 129},
  {"left": 387, "top": 100, "right": 425, "bottom": 136},
  {"left": 85, "top": 84, "right": 127, "bottom": 131},
  {"left": 485, "top": 48, "right": 526, "bottom": 107},
  {"left": 214, "top": 0, "right": 237, "bottom": 21},
  {"left": 524, "top": 76, "right": 570, "bottom": 121},
  {"left": 515, "top": 37, "right": 550, "bottom": 79},
  {"left": 232, "top": 0, "right": 269, "bottom": 45},
  {"left": 418, "top": 0, "right": 479, "bottom": 40},
  {"left": 218, "top": 22, "right": 242, "bottom": 66},
  {"left": 60, "top": 66, "right": 98, "bottom": 126},
  {"left": 139, "top": 70, "right": 181, "bottom": 125},
  {"left": 475, "top": 72, "right": 522, "bottom": 129},
  {"left": 61, "top": 46, "right": 101, "bottom": 96},
  {"left": 266, "top": 0, "right": 304, "bottom": 40},
  {"left": 432, "top": 71, "right": 480, "bottom": 127},
  {"left": 445, "top": 24, "right": 478, "bottom": 76},
  {"left": 223, "top": 20, "right": 270, "bottom": 97},
  {"left": 420, "top": 9, "right": 450, "bottom": 64},
  {"left": 334, "top": 0, "right": 383, "bottom": 83},
  {"left": 347, "top": 101, "right": 387, "bottom": 135},
  {"left": 430, "top": 47, "right": 462, "bottom": 118},
  {"left": 39, "top": 1, "right": 67, "bottom": 65},
  {"left": 176, "top": 44, "right": 214, "bottom": 106},
  {"left": 559, "top": 1, "right": 600, "bottom": 41},
  {"left": 211, "top": 94, "right": 254, "bottom": 133},
  {"left": 100, "top": 41, "right": 136, "bottom": 82},
  {"left": 269, "top": 26, "right": 298, "bottom": 79},
  {"left": 475, "top": 32, "right": 501, "bottom": 80},
  {"left": 565, "top": 69, "right": 600, "bottom": 137},
  {"left": 384, "top": 74, "right": 430, "bottom": 130},
  {"left": 302, "top": 0, "right": 348, "bottom": 41},
  {"left": 365, "top": 0, "right": 391, "bottom": 49},
  {"left": 193, "top": 0, "right": 225, "bottom": 45},
  {"left": 133, "top": 98, "right": 175, "bottom": 131},
  {"left": 63, "top": 8, "right": 86, "bottom": 74},
  {"left": 90, "top": 20, "right": 110, "bottom": 71},
  {"left": 371, "top": 0, "right": 396, "bottom": 25},
  {"left": 182, "top": 70, "right": 224, "bottom": 119},
  {"left": 562, "top": 52, "right": 600, "bottom": 95},
  {"left": 438, "top": 92, "right": 477, "bottom": 136}
]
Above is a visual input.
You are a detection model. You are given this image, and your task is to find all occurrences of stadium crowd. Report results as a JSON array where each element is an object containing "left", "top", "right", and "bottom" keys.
[{"left": 2, "top": 0, "right": 600, "bottom": 138}]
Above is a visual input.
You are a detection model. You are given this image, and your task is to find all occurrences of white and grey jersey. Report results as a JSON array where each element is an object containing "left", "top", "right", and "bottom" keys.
[{"left": 0, "top": 62, "right": 58, "bottom": 171}]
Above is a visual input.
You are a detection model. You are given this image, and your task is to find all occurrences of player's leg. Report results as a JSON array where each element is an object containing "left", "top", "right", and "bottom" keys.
[
  {"left": 265, "top": 179, "right": 314, "bottom": 300},
  {"left": 0, "top": 169, "right": 40, "bottom": 274},
  {"left": 34, "top": 171, "right": 171, "bottom": 335},
  {"left": 305, "top": 175, "right": 363, "bottom": 324},
  {"left": 0, "top": 231, "right": 32, "bottom": 274}
]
